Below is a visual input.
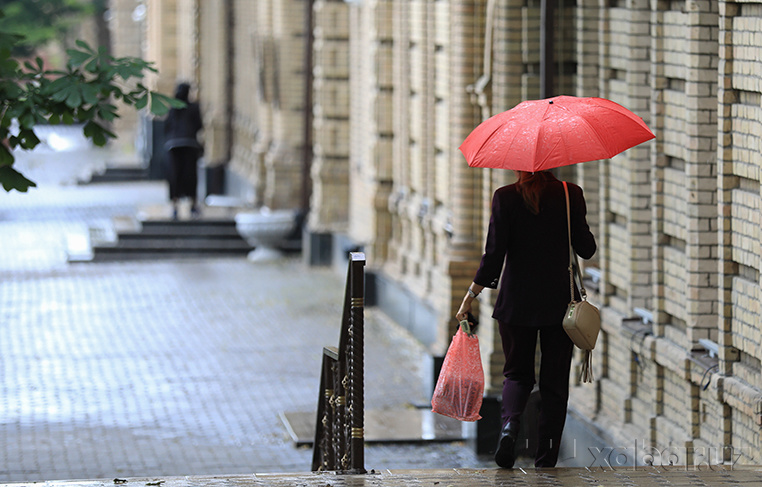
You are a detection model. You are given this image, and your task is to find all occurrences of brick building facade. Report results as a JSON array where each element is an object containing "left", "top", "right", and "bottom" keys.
[{"left": 126, "top": 0, "right": 760, "bottom": 465}]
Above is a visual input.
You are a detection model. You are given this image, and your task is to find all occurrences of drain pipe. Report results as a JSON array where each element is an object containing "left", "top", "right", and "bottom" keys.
[
  {"left": 466, "top": 0, "right": 496, "bottom": 120},
  {"left": 301, "top": 0, "right": 315, "bottom": 215},
  {"left": 540, "top": 0, "right": 555, "bottom": 98},
  {"left": 226, "top": 0, "right": 233, "bottom": 160}
]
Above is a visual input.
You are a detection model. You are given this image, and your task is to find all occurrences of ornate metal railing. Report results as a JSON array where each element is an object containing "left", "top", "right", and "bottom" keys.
[{"left": 311, "top": 252, "right": 365, "bottom": 473}]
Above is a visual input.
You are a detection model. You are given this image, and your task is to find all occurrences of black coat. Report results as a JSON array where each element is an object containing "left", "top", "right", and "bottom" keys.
[
  {"left": 473, "top": 175, "right": 597, "bottom": 328},
  {"left": 164, "top": 102, "right": 203, "bottom": 151}
]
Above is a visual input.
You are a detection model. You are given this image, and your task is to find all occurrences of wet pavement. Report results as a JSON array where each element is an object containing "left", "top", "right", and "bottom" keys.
[
  {"left": 0, "top": 181, "right": 495, "bottom": 483},
  {"left": 2, "top": 175, "right": 760, "bottom": 487},
  {"left": 3, "top": 467, "right": 762, "bottom": 487}
]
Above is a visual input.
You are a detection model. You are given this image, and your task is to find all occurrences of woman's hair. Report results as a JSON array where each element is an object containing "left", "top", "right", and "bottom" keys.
[
  {"left": 515, "top": 170, "right": 554, "bottom": 214},
  {"left": 174, "top": 82, "right": 191, "bottom": 102}
]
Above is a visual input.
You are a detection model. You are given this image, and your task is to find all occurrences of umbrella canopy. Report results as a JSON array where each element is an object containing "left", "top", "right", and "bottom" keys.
[{"left": 459, "top": 95, "right": 655, "bottom": 172}]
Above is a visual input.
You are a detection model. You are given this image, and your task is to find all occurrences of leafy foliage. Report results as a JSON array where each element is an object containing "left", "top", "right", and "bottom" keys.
[
  {"left": 0, "top": 0, "right": 93, "bottom": 56},
  {"left": 0, "top": 30, "right": 184, "bottom": 192}
]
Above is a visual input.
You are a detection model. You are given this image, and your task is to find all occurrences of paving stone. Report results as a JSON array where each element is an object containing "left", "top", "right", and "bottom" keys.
[
  {"left": 0, "top": 180, "right": 493, "bottom": 483},
  {"left": 0, "top": 177, "right": 758, "bottom": 486}
]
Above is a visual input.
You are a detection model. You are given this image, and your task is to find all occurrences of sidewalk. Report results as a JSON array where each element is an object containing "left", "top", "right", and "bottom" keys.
[
  {"left": 0, "top": 181, "right": 493, "bottom": 483},
  {"left": 3, "top": 183, "right": 761, "bottom": 487}
]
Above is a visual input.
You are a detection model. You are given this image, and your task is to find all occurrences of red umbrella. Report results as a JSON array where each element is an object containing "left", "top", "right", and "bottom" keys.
[{"left": 459, "top": 95, "right": 655, "bottom": 172}]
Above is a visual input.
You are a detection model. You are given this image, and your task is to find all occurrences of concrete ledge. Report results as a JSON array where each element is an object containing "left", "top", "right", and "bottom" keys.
[{"left": 6, "top": 466, "right": 760, "bottom": 487}]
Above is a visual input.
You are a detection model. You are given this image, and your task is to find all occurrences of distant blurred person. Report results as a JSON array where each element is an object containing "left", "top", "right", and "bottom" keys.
[{"left": 164, "top": 82, "right": 203, "bottom": 220}]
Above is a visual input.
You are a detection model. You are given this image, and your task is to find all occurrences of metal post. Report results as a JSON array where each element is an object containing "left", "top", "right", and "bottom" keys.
[
  {"left": 540, "top": 0, "right": 556, "bottom": 98},
  {"left": 311, "top": 252, "right": 365, "bottom": 472},
  {"left": 302, "top": 0, "right": 315, "bottom": 213},
  {"left": 348, "top": 252, "right": 365, "bottom": 472}
]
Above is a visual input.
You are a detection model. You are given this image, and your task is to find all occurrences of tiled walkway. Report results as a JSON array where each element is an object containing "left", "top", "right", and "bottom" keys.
[
  {"left": 0, "top": 181, "right": 492, "bottom": 482},
  {"left": 2, "top": 182, "right": 759, "bottom": 486}
]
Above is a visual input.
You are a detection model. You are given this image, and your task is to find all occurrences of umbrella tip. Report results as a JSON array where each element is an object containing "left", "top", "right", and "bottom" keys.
[{"left": 549, "top": 100, "right": 554, "bottom": 104}]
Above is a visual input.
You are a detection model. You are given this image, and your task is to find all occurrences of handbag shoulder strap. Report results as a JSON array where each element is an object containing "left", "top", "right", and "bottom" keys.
[{"left": 563, "top": 181, "right": 587, "bottom": 300}]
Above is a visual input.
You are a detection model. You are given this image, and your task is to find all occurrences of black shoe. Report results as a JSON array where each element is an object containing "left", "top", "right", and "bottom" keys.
[{"left": 495, "top": 422, "right": 519, "bottom": 468}]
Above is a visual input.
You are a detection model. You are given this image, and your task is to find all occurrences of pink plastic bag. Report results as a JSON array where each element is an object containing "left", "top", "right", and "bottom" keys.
[{"left": 431, "top": 325, "right": 484, "bottom": 422}]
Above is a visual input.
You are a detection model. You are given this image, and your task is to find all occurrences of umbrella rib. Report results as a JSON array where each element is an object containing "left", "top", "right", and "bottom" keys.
[
  {"left": 565, "top": 111, "right": 608, "bottom": 162},
  {"left": 470, "top": 123, "right": 508, "bottom": 167},
  {"left": 532, "top": 102, "right": 555, "bottom": 170},
  {"left": 575, "top": 102, "right": 652, "bottom": 159}
]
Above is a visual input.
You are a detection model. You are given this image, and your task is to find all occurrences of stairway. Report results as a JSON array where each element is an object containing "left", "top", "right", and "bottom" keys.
[
  {"left": 88, "top": 218, "right": 253, "bottom": 262},
  {"left": 86, "top": 166, "right": 151, "bottom": 183}
]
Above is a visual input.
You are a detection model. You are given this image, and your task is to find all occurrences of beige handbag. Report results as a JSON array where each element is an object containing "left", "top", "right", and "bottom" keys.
[{"left": 562, "top": 182, "right": 600, "bottom": 383}]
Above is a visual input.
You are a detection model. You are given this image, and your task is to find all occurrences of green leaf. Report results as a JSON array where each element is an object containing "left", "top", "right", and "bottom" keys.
[
  {"left": 18, "top": 111, "right": 36, "bottom": 129},
  {"left": 134, "top": 93, "right": 148, "bottom": 110},
  {"left": 0, "top": 144, "right": 13, "bottom": 167},
  {"left": 75, "top": 39, "right": 94, "bottom": 52},
  {"left": 49, "top": 81, "right": 78, "bottom": 103},
  {"left": 97, "top": 103, "right": 119, "bottom": 122},
  {"left": 64, "top": 86, "right": 83, "bottom": 109},
  {"left": 83, "top": 120, "right": 114, "bottom": 146},
  {"left": 0, "top": 54, "right": 19, "bottom": 74},
  {"left": 149, "top": 93, "right": 185, "bottom": 117},
  {"left": 0, "top": 165, "right": 37, "bottom": 192},
  {"left": 66, "top": 48, "right": 92, "bottom": 68},
  {"left": 0, "top": 80, "right": 22, "bottom": 98},
  {"left": 114, "top": 63, "right": 144, "bottom": 80},
  {"left": 43, "top": 76, "right": 74, "bottom": 95},
  {"left": 15, "top": 128, "right": 41, "bottom": 150},
  {"left": 84, "top": 56, "right": 99, "bottom": 73},
  {"left": 149, "top": 93, "right": 171, "bottom": 117},
  {"left": 80, "top": 83, "right": 100, "bottom": 105}
]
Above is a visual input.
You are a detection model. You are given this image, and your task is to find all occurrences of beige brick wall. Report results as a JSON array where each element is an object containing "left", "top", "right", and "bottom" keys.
[
  {"left": 145, "top": 0, "right": 762, "bottom": 460},
  {"left": 197, "top": 0, "right": 229, "bottom": 167},
  {"left": 566, "top": 0, "right": 760, "bottom": 463},
  {"left": 716, "top": 0, "right": 762, "bottom": 462},
  {"left": 309, "top": 0, "right": 351, "bottom": 233},
  {"left": 145, "top": 0, "right": 179, "bottom": 95},
  {"left": 227, "top": 0, "right": 305, "bottom": 209},
  {"left": 344, "top": 0, "right": 393, "bottom": 263},
  {"left": 107, "top": 0, "right": 145, "bottom": 159}
]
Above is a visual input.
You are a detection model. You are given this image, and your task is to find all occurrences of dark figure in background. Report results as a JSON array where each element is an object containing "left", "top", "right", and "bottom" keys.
[
  {"left": 164, "top": 82, "right": 203, "bottom": 220},
  {"left": 456, "top": 170, "right": 596, "bottom": 469}
]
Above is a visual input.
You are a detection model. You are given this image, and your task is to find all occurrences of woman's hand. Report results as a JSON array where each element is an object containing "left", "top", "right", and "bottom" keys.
[
  {"left": 455, "top": 283, "right": 484, "bottom": 322},
  {"left": 455, "top": 298, "right": 471, "bottom": 323}
]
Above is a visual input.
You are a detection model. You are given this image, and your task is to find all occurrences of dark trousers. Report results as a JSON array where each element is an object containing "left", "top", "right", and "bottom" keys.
[
  {"left": 167, "top": 147, "right": 199, "bottom": 201},
  {"left": 499, "top": 323, "right": 574, "bottom": 467}
]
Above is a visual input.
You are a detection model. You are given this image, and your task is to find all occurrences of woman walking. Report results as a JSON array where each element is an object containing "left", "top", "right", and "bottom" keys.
[
  {"left": 456, "top": 170, "right": 596, "bottom": 468},
  {"left": 164, "top": 82, "right": 203, "bottom": 220}
]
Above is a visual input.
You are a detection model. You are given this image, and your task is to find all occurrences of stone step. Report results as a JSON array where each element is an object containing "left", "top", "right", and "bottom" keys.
[
  {"left": 95, "top": 237, "right": 251, "bottom": 251},
  {"left": 89, "top": 248, "right": 251, "bottom": 262},
  {"left": 88, "top": 217, "right": 253, "bottom": 262},
  {"left": 141, "top": 219, "right": 239, "bottom": 228},
  {"left": 126, "top": 220, "right": 243, "bottom": 238},
  {"left": 85, "top": 166, "right": 151, "bottom": 183},
  {"left": 118, "top": 231, "right": 243, "bottom": 240}
]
